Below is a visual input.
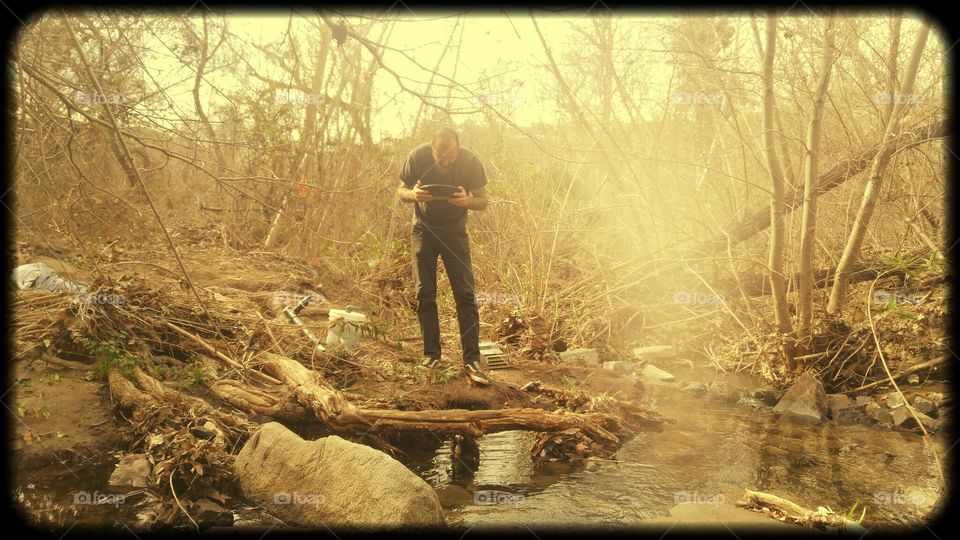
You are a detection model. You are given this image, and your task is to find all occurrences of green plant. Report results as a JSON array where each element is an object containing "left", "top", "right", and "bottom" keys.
[
  {"left": 80, "top": 333, "right": 142, "bottom": 380},
  {"left": 877, "top": 297, "right": 918, "bottom": 321},
  {"left": 431, "top": 367, "right": 458, "bottom": 385},
  {"left": 40, "top": 374, "right": 60, "bottom": 385},
  {"left": 844, "top": 500, "right": 866, "bottom": 523},
  {"left": 190, "top": 365, "right": 207, "bottom": 386}
]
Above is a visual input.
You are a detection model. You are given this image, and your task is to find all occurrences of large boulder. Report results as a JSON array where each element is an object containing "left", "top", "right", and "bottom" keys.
[
  {"left": 773, "top": 372, "right": 828, "bottom": 423},
  {"left": 234, "top": 422, "right": 444, "bottom": 530}
]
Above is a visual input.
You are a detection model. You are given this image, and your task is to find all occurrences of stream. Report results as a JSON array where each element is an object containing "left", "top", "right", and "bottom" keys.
[
  {"left": 13, "top": 367, "right": 947, "bottom": 532},
  {"left": 403, "top": 367, "right": 947, "bottom": 531}
]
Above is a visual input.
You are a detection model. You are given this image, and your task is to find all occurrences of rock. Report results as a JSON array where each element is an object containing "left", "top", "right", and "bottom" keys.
[
  {"left": 558, "top": 348, "right": 599, "bottom": 367},
  {"left": 108, "top": 453, "right": 151, "bottom": 488},
  {"left": 907, "top": 411, "right": 941, "bottom": 432},
  {"left": 737, "top": 396, "right": 765, "bottom": 410},
  {"left": 234, "top": 422, "right": 443, "bottom": 529},
  {"left": 877, "top": 406, "right": 912, "bottom": 428},
  {"left": 680, "top": 381, "right": 707, "bottom": 394},
  {"left": 865, "top": 402, "right": 882, "bottom": 419},
  {"left": 855, "top": 396, "right": 875, "bottom": 407},
  {"left": 772, "top": 372, "right": 828, "bottom": 423},
  {"left": 926, "top": 392, "right": 946, "bottom": 407},
  {"left": 707, "top": 380, "right": 732, "bottom": 398},
  {"left": 603, "top": 361, "right": 634, "bottom": 375},
  {"left": 632, "top": 345, "right": 675, "bottom": 359},
  {"left": 192, "top": 497, "right": 234, "bottom": 529},
  {"left": 835, "top": 407, "right": 866, "bottom": 424},
  {"left": 886, "top": 392, "right": 906, "bottom": 408},
  {"left": 907, "top": 374, "right": 920, "bottom": 385},
  {"left": 826, "top": 394, "right": 854, "bottom": 419},
  {"left": 639, "top": 364, "right": 675, "bottom": 382},
  {"left": 751, "top": 389, "right": 779, "bottom": 406},
  {"left": 912, "top": 395, "right": 936, "bottom": 416}
]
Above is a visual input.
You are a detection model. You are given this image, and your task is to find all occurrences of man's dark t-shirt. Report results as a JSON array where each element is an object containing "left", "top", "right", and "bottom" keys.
[{"left": 399, "top": 143, "right": 487, "bottom": 232}]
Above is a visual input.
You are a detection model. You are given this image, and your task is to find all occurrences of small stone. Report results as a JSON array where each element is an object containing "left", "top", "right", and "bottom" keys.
[
  {"left": 737, "top": 396, "right": 765, "bottom": 410},
  {"left": 603, "top": 361, "right": 634, "bottom": 375},
  {"left": 772, "top": 372, "right": 828, "bottom": 423},
  {"left": 640, "top": 364, "right": 676, "bottom": 382},
  {"left": 865, "top": 402, "right": 882, "bottom": 418},
  {"left": 907, "top": 374, "right": 921, "bottom": 385},
  {"left": 752, "top": 389, "right": 779, "bottom": 406},
  {"left": 926, "top": 392, "right": 946, "bottom": 407},
  {"left": 826, "top": 394, "right": 854, "bottom": 419},
  {"left": 708, "top": 380, "right": 732, "bottom": 397},
  {"left": 855, "top": 396, "right": 875, "bottom": 407},
  {"left": 632, "top": 345, "right": 675, "bottom": 359},
  {"left": 912, "top": 396, "right": 936, "bottom": 416},
  {"left": 835, "top": 408, "right": 865, "bottom": 424},
  {"left": 877, "top": 407, "right": 915, "bottom": 427},
  {"left": 558, "top": 348, "right": 599, "bottom": 366},
  {"left": 886, "top": 392, "right": 906, "bottom": 408},
  {"left": 681, "top": 381, "right": 707, "bottom": 394},
  {"left": 908, "top": 411, "right": 941, "bottom": 432}
]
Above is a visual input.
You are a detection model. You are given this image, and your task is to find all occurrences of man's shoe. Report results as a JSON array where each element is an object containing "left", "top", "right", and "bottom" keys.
[
  {"left": 417, "top": 356, "right": 442, "bottom": 369},
  {"left": 464, "top": 361, "right": 490, "bottom": 386}
]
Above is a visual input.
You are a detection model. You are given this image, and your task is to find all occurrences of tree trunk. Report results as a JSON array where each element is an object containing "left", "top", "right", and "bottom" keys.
[
  {"left": 761, "top": 13, "right": 795, "bottom": 366},
  {"left": 826, "top": 22, "right": 930, "bottom": 315},
  {"left": 798, "top": 16, "right": 836, "bottom": 338}
]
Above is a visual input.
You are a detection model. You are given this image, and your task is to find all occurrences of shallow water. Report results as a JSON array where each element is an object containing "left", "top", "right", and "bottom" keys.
[
  {"left": 12, "top": 371, "right": 948, "bottom": 532},
  {"left": 403, "top": 371, "right": 947, "bottom": 531}
]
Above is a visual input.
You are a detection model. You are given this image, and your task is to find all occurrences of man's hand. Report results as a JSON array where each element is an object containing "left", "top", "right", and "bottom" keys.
[
  {"left": 413, "top": 180, "right": 434, "bottom": 202},
  {"left": 448, "top": 186, "right": 471, "bottom": 207},
  {"left": 399, "top": 180, "right": 433, "bottom": 203}
]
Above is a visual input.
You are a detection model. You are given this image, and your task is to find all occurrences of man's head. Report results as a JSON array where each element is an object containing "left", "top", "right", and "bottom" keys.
[{"left": 431, "top": 127, "right": 459, "bottom": 170}]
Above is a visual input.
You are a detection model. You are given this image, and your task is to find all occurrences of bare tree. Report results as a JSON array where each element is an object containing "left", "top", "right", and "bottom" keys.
[
  {"left": 761, "top": 12, "right": 795, "bottom": 367},
  {"left": 797, "top": 15, "right": 837, "bottom": 338},
  {"left": 827, "top": 20, "right": 931, "bottom": 314}
]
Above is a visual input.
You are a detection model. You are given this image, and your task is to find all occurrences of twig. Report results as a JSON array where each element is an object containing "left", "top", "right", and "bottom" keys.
[
  {"left": 163, "top": 320, "right": 281, "bottom": 385},
  {"left": 865, "top": 277, "right": 943, "bottom": 485}
]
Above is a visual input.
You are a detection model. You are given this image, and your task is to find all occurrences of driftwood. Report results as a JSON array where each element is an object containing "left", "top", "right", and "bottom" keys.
[
  {"left": 107, "top": 351, "right": 632, "bottom": 458},
  {"left": 256, "top": 352, "right": 623, "bottom": 447},
  {"left": 737, "top": 490, "right": 864, "bottom": 532}
]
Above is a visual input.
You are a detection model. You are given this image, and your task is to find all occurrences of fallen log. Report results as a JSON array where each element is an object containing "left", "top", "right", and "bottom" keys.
[
  {"left": 718, "top": 258, "right": 923, "bottom": 298},
  {"left": 703, "top": 119, "right": 946, "bottom": 253},
  {"left": 257, "top": 352, "right": 624, "bottom": 449}
]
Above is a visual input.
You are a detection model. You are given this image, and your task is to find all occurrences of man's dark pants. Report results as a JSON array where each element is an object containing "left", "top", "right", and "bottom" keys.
[{"left": 412, "top": 222, "right": 481, "bottom": 365}]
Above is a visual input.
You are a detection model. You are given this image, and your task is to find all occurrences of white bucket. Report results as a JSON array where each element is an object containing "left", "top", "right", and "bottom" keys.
[{"left": 326, "top": 309, "right": 367, "bottom": 350}]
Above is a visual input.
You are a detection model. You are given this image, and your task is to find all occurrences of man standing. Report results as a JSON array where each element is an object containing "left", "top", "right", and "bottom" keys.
[{"left": 397, "top": 127, "right": 490, "bottom": 386}]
